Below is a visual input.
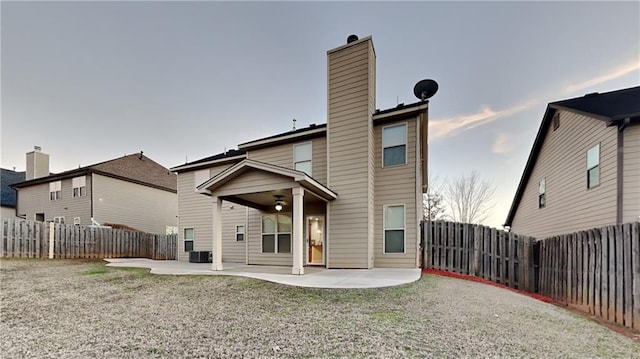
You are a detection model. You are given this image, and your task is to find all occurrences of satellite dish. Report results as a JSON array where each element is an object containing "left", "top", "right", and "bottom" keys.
[
  {"left": 413, "top": 79, "right": 439, "bottom": 101},
  {"left": 347, "top": 34, "right": 359, "bottom": 43}
]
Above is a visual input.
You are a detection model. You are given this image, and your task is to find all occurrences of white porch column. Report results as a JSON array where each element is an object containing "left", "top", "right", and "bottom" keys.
[
  {"left": 211, "top": 196, "right": 223, "bottom": 271},
  {"left": 292, "top": 187, "right": 305, "bottom": 275}
]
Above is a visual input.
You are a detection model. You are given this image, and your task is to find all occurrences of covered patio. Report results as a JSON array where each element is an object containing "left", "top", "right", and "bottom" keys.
[{"left": 196, "top": 159, "right": 337, "bottom": 275}]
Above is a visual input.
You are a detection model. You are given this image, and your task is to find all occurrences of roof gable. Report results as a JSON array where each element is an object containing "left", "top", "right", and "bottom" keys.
[
  {"left": 90, "top": 154, "right": 176, "bottom": 191},
  {"left": 197, "top": 159, "right": 337, "bottom": 201}
]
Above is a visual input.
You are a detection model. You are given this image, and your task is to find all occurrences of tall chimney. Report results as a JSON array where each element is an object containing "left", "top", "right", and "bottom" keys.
[
  {"left": 26, "top": 146, "right": 50, "bottom": 180},
  {"left": 326, "top": 35, "right": 376, "bottom": 269}
]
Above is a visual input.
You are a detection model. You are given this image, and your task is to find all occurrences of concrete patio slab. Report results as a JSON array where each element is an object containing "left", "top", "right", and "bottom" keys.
[{"left": 104, "top": 258, "right": 421, "bottom": 289}]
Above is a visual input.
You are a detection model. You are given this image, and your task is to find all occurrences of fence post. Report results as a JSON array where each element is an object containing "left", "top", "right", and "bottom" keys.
[
  {"left": 48, "top": 222, "right": 55, "bottom": 259},
  {"left": 472, "top": 225, "right": 480, "bottom": 276},
  {"left": 623, "top": 223, "right": 633, "bottom": 328},
  {"left": 631, "top": 222, "right": 640, "bottom": 331}
]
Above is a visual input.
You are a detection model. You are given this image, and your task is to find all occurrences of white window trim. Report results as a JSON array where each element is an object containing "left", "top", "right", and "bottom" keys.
[
  {"left": 586, "top": 143, "right": 600, "bottom": 189},
  {"left": 261, "top": 213, "right": 292, "bottom": 254},
  {"left": 235, "top": 224, "right": 245, "bottom": 242},
  {"left": 293, "top": 141, "right": 313, "bottom": 176},
  {"left": 53, "top": 216, "right": 65, "bottom": 224},
  {"left": 382, "top": 122, "right": 408, "bottom": 168},
  {"left": 383, "top": 204, "right": 406, "bottom": 254}
]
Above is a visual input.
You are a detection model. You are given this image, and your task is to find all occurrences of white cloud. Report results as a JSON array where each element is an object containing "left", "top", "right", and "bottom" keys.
[
  {"left": 563, "top": 60, "right": 640, "bottom": 94},
  {"left": 428, "top": 58, "right": 639, "bottom": 142},
  {"left": 492, "top": 133, "right": 516, "bottom": 154},
  {"left": 429, "top": 100, "right": 535, "bottom": 141}
]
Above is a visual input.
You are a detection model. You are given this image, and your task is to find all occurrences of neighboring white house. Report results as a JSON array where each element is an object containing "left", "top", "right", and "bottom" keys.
[{"left": 13, "top": 148, "right": 177, "bottom": 235}]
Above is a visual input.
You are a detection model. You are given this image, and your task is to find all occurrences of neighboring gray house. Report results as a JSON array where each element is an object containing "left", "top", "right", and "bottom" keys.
[
  {"left": 171, "top": 35, "right": 431, "bottom": 273},
  {"left": 505, "top": 86, "right": 640, "bottom": 238},
  {"left": 13, "top": 149, "right": 177, "bottom": 234},
  {"left": 1, "top": 168, "right": 26, "bottom": 219}
]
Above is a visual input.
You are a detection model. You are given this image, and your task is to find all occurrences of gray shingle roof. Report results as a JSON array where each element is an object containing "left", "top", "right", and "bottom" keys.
[{"left": 13, "top": 153, "right": 176, "bottom": 192}]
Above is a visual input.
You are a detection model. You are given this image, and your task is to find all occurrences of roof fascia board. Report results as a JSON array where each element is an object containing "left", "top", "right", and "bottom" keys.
[
  {"left": 373, "top": 103, "right": 429, "bottom": 123},
  {"left": 12, "top": 169, "right": 90, "bottom": 188},
  {"left": 238, "top": 127, "right": 326, "bottom": 150},
  {"left": 504, "top": 106, "right": 556, "bottom": 226},
  {"left": 170, "top": 154, "right": 246, "bottom": 172}
]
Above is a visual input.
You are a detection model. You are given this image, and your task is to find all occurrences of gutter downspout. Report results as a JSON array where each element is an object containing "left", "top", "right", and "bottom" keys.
[{"left": 616, "top": 118, "right": 630, "bottom": 224}]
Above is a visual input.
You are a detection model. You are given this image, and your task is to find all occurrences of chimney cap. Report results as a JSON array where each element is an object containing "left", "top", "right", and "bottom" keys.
[{"left": 347, "top": 34, "right": 359, "bottom": 43}]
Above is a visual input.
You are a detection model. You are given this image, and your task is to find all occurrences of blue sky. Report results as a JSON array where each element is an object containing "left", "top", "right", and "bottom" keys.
[{"left": 2, "top": 1, "right": 638, "bottom": 228}]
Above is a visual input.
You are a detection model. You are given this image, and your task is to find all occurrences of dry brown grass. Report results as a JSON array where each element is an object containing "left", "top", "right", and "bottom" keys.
[{"left": 1, "top": 259, "right": 638, "bottom": 358}]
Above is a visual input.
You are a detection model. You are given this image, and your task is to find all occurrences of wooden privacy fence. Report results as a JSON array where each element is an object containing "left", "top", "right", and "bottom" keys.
[
  {"left": 423, "top": 221, "right": 537, "bottom": 292},
  {"left": 1, "top": 218, "right": 177, "bottom": 260},
  {"left": 538, "top": 222, "right": 640, "bottom": 331}
]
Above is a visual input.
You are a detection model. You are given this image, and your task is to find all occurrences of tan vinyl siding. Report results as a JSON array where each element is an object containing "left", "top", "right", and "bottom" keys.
[
  {"left": 214, "top": 170, "right": 294, "bottom": 197},
  {"left": 16, "top": 176, "right": 92, "bottom": 224},
  {"left": 92, "top": 174, "right": 176, "bottom": 235},
  {"left": 246, "top": 136, "right": 327, "bottom": 184},
  {"left": 246, "top": 208, "right": 292, "bottom": 266},
  {"left": 326, "top": 38, "right": 375, "bottom": 269},
  {"left": 177, "top": 165, "right": 247, "bottom": 262},
  {"left": 623, "top": 124, "right": 640, "bottom": 222},
  {"left": 511, "top": 111, "right": 618, "bottom": 238},
  {"left": 374, "top": 118, "right": 418, "bottom": 268}
]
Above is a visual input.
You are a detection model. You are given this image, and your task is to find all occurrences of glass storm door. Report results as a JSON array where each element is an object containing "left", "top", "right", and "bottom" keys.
[{"left": 306, "top": 216, "right": 325, "bottom": 265}]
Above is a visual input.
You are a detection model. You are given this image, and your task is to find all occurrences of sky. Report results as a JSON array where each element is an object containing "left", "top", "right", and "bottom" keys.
[{"left": 2, "top": 1, "right": 639, "bottom": 228}]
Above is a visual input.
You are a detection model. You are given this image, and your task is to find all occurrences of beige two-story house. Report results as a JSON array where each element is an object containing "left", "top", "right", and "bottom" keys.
[
  {"left": 171, "top": 35, "right": 431, "bottom": 273},
  {"left": 13, "top": 149, "right": 177, "bottom": 235},
  {"left": 505, "top": 86, "right": 640, "bottom": 238}
]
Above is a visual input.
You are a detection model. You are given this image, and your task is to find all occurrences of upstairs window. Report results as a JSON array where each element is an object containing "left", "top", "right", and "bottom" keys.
[
  {"left": 587, "top": 144, "right": 600, "bottom": 189},
  {"left": 72, "top": 176, "right": 86, "bottom": 197},
  {"left": 294, "top": 142, "right": 312, "bottom": 176},
  {"left": 552, "top": 112, "right": 560, "bottom": 131},
  {"left": 383, "top": 124, "right": 407, "bottom": 167},
  {"left": 49, "top": 181, "right": 61, "bottom": 201},
  {"left": 538, "top": 178, "right": 546, "bottom": 208}
]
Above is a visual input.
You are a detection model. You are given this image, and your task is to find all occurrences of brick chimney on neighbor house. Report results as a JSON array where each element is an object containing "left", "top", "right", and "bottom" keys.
[
  {"left": 26, "top": 146, "right": 50, "bottom": 180},
  {"left": 326, "top": 35, "right": 376, "bottom": 269}
]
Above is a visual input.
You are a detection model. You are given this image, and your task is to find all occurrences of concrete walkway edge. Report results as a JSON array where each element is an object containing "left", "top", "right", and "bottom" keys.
[{"left": 105, "top": 258, "right": 421, "bottom": 289}]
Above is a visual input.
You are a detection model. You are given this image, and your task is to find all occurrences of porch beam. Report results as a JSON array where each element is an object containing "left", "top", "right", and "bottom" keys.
[
  {"left": 212, "top": 196, "right": 223, "bottom": 271},
  {"left": 292, "top": 187, "right": 305, "bottom": 275}
]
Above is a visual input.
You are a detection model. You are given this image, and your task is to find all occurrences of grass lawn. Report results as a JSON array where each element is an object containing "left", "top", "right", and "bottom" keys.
[{"left": 1, "top": 259, "right": 638, "bottom": 358}]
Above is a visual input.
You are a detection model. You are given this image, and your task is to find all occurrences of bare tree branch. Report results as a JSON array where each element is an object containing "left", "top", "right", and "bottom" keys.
[{"left": 443, "top": 170, "right": 495, "bottom": 224}]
